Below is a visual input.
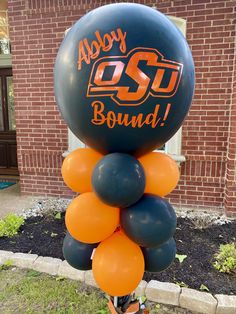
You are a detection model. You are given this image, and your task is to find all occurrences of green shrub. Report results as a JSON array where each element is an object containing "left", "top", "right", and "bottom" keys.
[
  {"left": 213, "top": 243, "right": 236, "bottom": 274},
  {"left": 0, "top": 214, "right": 24, "bottom": 237},
  {"left": 0, "top": 259, "right": 13, "bottom": 271}
]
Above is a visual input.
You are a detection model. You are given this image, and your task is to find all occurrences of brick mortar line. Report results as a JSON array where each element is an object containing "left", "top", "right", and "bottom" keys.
[{"left": 0, "top": 250, "right": 235, "bottom": 314}]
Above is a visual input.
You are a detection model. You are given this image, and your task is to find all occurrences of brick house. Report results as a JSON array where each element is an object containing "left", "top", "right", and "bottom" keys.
[{"left": 0, "top": 0, "right": 235, "bottom": 216}]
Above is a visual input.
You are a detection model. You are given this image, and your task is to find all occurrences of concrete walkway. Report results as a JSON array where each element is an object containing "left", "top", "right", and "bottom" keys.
[{"left": 0, "top": 183, "right": 36, "bottom": 218}]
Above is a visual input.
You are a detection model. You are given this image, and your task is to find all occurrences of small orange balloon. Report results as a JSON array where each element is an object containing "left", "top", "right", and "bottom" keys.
[
  {"left": 61, "top": 148, "right": 103, "bottom": 193},
  {"left": 65, "top": 192, "right": 119, "bottom": 244},
  {"left": 139, "top": 152, "right": 180, "bottom": 197},
  {"left": 92, "top": 230, "right": 144, "bottom": 296}
]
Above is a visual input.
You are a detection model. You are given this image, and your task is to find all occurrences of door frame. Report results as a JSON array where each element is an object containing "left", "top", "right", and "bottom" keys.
[{"left": 0, "top": 64, "right": 18, "bottom": 175}]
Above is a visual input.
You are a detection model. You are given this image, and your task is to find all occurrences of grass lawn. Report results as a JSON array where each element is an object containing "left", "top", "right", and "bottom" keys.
[
  {"left": 0, "top": 267, "right": 108, "bottom": 314},
  {"left": 0, "top": 266, "right": 195, "bottom": 314}
]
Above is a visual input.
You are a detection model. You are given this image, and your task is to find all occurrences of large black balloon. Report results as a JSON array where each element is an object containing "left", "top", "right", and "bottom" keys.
[
  {"left": 54, "top": 3, "right": 195, "bottom": 157},
  {"left": 63, "top": 232, "right": 98, "bottom": 271},
  {"left": 142, "top": 238, "right": 176, "bottom": 273},
  {"left": 121, "top": 194, "right": 176, "bottom": 247},
  {"left": 92, "top": 153, "right": 145, "bottom": 208}
]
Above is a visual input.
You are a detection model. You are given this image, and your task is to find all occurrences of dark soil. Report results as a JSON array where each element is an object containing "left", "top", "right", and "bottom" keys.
[{"left": 0, "top": 214, "right": 235, "bottom": 295}]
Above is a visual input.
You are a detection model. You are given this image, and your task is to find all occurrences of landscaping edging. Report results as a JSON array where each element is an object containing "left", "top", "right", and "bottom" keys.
[{"left": 0, "top": 250, "right": 235, "bottom": 314}]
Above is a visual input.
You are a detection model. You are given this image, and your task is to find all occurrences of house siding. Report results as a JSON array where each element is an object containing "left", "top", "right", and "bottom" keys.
[{"left": 8, "top": 0, "right": 236, "bottom": 215}]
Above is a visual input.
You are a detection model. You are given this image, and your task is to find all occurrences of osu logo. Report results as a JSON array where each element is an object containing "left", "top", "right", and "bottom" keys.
[{"left": 87, "top": 47, "right": 183, "bottom": 106}]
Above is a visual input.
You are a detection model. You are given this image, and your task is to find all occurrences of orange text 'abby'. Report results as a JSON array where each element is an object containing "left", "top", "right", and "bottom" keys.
[{"left": 78, "top": 28, "right": 127, "bottom": 70}]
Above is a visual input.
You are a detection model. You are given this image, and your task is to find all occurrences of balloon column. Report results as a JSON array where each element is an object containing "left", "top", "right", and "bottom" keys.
[{"left": 55, "top": 2, "right": 194, "bottom": 300}]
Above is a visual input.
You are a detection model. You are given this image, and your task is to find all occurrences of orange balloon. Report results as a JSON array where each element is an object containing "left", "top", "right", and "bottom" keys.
[
  {"left": 92, "top": 230, "right": 144, "bottom": 296},
  {"left": 65, "top": 192, "right": 119, "bottom": 244},
  {"left": 61, "top": 148, "right": 103, "bottom": 193},
  {"left": 139, "top": 152, "right": 180, "bottom": 197}
]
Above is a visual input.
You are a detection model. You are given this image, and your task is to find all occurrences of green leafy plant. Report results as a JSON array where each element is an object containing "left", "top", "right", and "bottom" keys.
[
  {"left": 155, "top": 303, "right": 161, "bottom": 310},
  {"left": 199, "top": 284, "right": 209, "bottom": 292},
  {"left": 54, "top": 212, "right": 61, "bottom": 220},
  {"left": 0, "top": 259, "right": 13, "bottom": 271},
  {"left": 175, "top": 281, "right": 189, "bottom": 288},
  {"left": 213, "top": 243, "right": 236, "bottom": 274},
  {"left": 175, "top": 254, "right": 187, "bottom": 263},
  {"left": 0, "top": 214, "right": 24, "bottom": 237},
  {"left": 138, "top": 296, "right": 147, "bottom": 304}
]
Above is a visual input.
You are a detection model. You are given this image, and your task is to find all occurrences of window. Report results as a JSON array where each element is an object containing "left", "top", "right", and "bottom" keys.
[
  {"left": 0, "top": 1, "right": 10, "bottom": 55},
  {"left": 163, "top": 16, "right": 186, "bottom": 162},
  {"left": 0, "top": 1, "right": 11, "bottom": 68},
  {"left": 63, "top": 15, "right": 187, "bottom": 162}
]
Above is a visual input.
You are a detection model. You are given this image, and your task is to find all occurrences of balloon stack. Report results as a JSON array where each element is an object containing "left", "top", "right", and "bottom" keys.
[{"left": 54, "top": 3, "right": 194, "bottom": 313}]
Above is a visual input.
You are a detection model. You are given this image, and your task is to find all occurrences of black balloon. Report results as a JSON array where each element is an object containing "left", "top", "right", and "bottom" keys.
[
  {"left": 121, "top": 194, "right": 176, "bottom": 247},
  {"left": 92, "top": 153, "right": 145, "bottom": 208},
  {"left": 54, "top": 3, "right": 195, "bottom": 157},
  {"left": 63, "top": 232, "right": 98, "bottom": 271},
  {"left": 142, "top": 238, "right": 176, "bottom": 272}
]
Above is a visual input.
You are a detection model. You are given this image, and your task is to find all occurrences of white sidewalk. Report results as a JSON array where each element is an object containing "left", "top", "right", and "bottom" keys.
[{"left": 0, "top": 183, "right": 36, "bottom": 218}]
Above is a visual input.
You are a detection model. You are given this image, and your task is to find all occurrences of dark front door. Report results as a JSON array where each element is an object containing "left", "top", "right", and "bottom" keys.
[{"left": 0, "top": 68, "right": 18, "bottom": 175}]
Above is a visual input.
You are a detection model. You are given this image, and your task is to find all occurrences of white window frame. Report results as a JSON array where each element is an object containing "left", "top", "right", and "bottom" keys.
[
  {"left": 63, "top": 16, "right": 187, "bottom": 163},
  {"left": 164, "top": 16, "right": 186, "bottom": 163},
  {"left": 0, "top": 53, "right": 11, "bottom": 67}
]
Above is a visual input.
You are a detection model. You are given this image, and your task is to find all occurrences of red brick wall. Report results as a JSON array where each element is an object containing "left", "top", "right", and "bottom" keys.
[
  {"left": 8, "top": 0, "right": 236, "bottom": 215},
  {"left": 224, "top": 32, "right": 236, "bottom": 217}
]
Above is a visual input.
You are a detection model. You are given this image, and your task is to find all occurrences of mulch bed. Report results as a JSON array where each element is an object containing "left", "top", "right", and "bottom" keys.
[{"left": 0, "top": 213, "right": 235, "bottom": 295}]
